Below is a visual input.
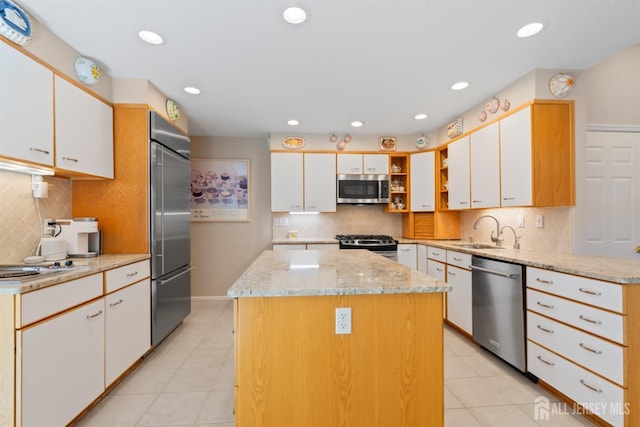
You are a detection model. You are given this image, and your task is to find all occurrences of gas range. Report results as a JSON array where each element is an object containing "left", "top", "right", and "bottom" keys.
[{"left": 335, "top": 235, "right": 398, "bottom": 258}]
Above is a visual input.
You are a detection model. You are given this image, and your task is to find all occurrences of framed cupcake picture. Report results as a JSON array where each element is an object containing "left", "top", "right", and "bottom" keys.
[
  {"left": 190, "top": 159, "right": 250, "bottom": 222},
  {"left": 379, "top": 136, "right": 397, "bottom": 151}
]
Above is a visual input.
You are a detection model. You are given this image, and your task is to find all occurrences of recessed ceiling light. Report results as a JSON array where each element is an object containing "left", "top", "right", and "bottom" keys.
[
  {"left": 517, "top": 22, "right": 544, "bottom": 38},
  {"left": 138, "top": 30, "right": 163, "bottom": 45},
  {"left": 350, "top": 121, "right": 365, "bottom": 128},
  {"left": 287, "top": 119, "right": 300, "bottom": 126},
  {"left": 283, "top": 7, "right": 307, "bottom": 24},
  {"left": 184, "top": 87, "right": 201, "bottom": 95},
  {"left": 414, "top": 113, "right": 428, "bottom": 120},
  {"left": 451, "top": 81, "right": 469, "bottom": 91}
]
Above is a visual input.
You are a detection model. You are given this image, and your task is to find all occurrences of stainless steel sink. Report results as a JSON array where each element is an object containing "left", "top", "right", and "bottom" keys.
[{"left": 453, "top": 243, "right": 504, "bottom": 249}]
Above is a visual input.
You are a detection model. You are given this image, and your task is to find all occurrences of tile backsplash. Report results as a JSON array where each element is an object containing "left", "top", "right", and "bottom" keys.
[{"left": 0, "top": 170, "right": 72, "bottom": 263}]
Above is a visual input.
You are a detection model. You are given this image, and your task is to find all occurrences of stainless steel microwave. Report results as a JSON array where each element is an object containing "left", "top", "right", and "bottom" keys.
[{"left": 337, "top": 174, "right": 390, "bottom": 204}]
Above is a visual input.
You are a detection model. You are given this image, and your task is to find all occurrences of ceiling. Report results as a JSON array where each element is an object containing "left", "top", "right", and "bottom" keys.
[{"left": 16, "top": 0, "right": 640, "bottom": 138}]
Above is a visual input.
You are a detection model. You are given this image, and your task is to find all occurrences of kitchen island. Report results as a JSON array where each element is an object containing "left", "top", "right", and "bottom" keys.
[{"left": 228, "top": 249, "right": 450, "bottom": 427}]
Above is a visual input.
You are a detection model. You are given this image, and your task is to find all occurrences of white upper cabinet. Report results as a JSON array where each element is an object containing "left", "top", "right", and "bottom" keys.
[
  {"left": 500, "top": 107, "right": 533, "bottom": 206},
  {"left": 0, "top": 42, "right": 54, "bottom": 165},
  {"left": 337, "top": 154, "right": 363, "bottom": 174},
  {"left": 271, "top": 152, "right": 304, "bottom": 212},
  {"left": 304, "top": 153, "right": 336, "bottom": 212},
  {"left": 447, "top": 136, "right": 470, "bottom": 210},
  {"left": 410, "top": 151, "right": 435, "bottom": 211},
  {"left": 470, "top": 122, "right": 500, "bottom": 208},
  {"left": 337, "top": 154, "right": 388, "bottom": 174},
  {"left": 54, "top": 76, "right": 114, "bottom": 178},
  {"left": 363, "top": 154, "right": 389, "bottom": 174}
]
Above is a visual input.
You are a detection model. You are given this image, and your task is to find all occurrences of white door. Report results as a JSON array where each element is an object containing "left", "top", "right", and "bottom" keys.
[
  {"left": 448, "top": 136, "right": 471, "bottom": 210},
  {"left": 337, "top": 154, "right": 363, "bottom": 174},
  {"left": 271, "top": 152, "right": 303, "bottom": 212},
  {"left": 363, "top": 154, "right": 389, "bottom": 174},
  {"left": 500, "top": 107, "right": 533, "bottom": 206},
  {"left": 397, "top": 244, "right": 417, "bottom": 270},
  {"left": 304, "top": 153, "right": 336, "bottom": 212},
  {"left": 410, "top": 151, "right": 435, "bottom": 211},
  {"left": 446, "top": 265, "right": 472, "bottom": 335},
  {"left": 470, "top": 122, "right": 501, "bottom": 208},
  {"left": 575, "top": 131, "right": 640, "bottom": 258}
]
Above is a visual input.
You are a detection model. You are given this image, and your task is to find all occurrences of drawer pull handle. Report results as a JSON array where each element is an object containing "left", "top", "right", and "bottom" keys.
[
  {"left": 453, "top": 257, "right": 462, "bottom": 261},
  {"left": 436, "top": 267, "right": 443, "bottom": 272},
  {"left": 579, "top": 315, "right": 602, "bottom": 325},
  {"left": 579, "top": 288, "right": 601, "bottom": 296},
  {"left": 537, "top": 355, "right": 554, "bottom": 366},
  {"left": 86, "top": 309, "right": 103, "bottom": 319},
  {"left": 109, "top": 299, "right": 124, "bottom": 307},
  {"left": 126, "top": 271, "right": 139, "bottom": 277},
  {"left": 536, "top": 301, "right": 554, "bottom": 309},
  {"left": 62, "top": 156, "right": 79, "bottom": 163},
  {"left": 431, "top": 252, "right": 440, "bottom": 256},
  {"left": 536, "top": 324, "right": 554, "bottom": 334},
  {"left": 30, "top": 147, "right": 50, "bottom": 155},
  {"left": 536, "top": 278, "right": 554, "bottom": 285},
  {"left": 449, "top": 271, "right": 456, "bottom": 277},
  {"left": 503, "top": 197, "right": 515, "bottom": 201},
  {"left": 580, "top": 379, "right": 603, "bottom": 393},
  {"left": 579, "top": 343, "right": 602, "bottom": 355}
]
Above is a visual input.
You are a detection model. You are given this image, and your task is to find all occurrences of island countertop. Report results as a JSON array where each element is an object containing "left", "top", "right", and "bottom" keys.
[{"left": 227, "top": 249, "right": 451, "bottom": 298}]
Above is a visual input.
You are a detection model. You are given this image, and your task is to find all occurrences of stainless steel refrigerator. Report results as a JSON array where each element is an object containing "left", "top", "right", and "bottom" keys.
[{"left": 149, "top": 111, "right": 191, "bottom": 346}]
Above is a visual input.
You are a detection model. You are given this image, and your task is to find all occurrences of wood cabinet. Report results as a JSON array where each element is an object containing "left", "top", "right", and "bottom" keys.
[
  {"left": 337, "top": 153, "right": 388, "bottom": 174},
  {"left": 54, "top": 76, "right": 114, "bottom": 178},
  {"left": 470, "top": 122, "right": 501, "bottom": 208},
  {"left": 500, "top": 101, "right": 575, "bottom": 207},
  {"left": 0, "top": 41, "right": 54, "bottom": 167},
  {"left": 388, "top": 154, "right": 409, "bottom": 212},
  {"left": 525, "top": 267, "right": 633, "bottom": 426},
  {"left": 271, "top": 152, "right": 336, "bottom": 212},
  {"left": 410, "top": 151, "right": 435, "bottom": 212}
]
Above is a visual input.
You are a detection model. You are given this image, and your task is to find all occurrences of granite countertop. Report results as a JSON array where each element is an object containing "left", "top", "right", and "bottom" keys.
[
  {"left": 399, "top": 239, "right": 640, "bottom": 284},
  {"left": 0, "top": 254, "right": 150, "bottom": 295},
  {"left": 272, "top": 237, "right": 339, "bottom": 245},
  {"left": 228, "top": 249, "right": 451, "bottom": 298}
]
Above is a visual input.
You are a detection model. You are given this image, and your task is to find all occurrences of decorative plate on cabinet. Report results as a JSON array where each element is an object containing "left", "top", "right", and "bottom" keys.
[
  {"left": 486, "top": 97, "right": 500, "bottom": 114},
  {"left": 415, "top": 135, "right": 431, "bottom": 150},
  {"left": 549, "top": 73, "right": 575, "bottom": 98},
  {"left": 74, "top": 57, "right": 101, "bottom": 85},
  {"left": 166, "top": 98, "right": 180, "bottom": 121},
  {"left": 282, "top": 136, "right": 305, "bottom": 150},
  {"left": 0, "top": 0, "right": 32, "bottom": 45}
]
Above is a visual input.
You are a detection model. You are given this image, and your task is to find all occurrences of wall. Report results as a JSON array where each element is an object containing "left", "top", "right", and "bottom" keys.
[
  {"left": 189, "top": 136, "right": 272, "bottom": 298},
  {"left": 0, "top": 171, "right": 72, "bottom": 263}
]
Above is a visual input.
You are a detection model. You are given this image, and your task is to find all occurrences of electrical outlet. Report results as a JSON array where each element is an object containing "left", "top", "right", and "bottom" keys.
[
  {"left": 517, "top": 215, "right": 525, "bottom": 228},
  {"left": 280, "top": 217, "right": 289, "bottom": 227},
  {"left": 274, "top": 218, "right": 280, "bottom": 226},
  {"left": 536, "top": 214, "right": 544, "bottom": 228},
  {"left": 335, "top": 307, "right": 351, "bottom": 334}
]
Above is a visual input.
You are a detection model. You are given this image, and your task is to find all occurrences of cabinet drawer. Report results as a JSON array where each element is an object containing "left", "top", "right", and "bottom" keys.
[
  {"left": 527, "top": 267, "right": 622, "bottom": 313},
  {"left": 105, "top": 260, "right": 150, "bottom": 293},
  {"left": 527, "top": 311, "right": 624, "bottom": 386},
  {"left": 446, "top": 250, "right": 471, "bottom": 270},
  {"left": 427, "top": 260, "right": 446, "bottom": 281},
  {"left": 18, "top": 273, "right": 103, "bottom": 327},
  {"left": 527, "top": 289, "right": 624, "bottom": 344},
  {"left": 528, "top": 341, "right": 624, "bottom": 427},
  {"left": 426, "top": 246, "right": 446, "bottom": 262}
]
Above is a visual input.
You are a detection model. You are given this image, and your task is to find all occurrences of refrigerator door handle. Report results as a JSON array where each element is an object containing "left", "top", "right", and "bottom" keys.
[{"left": 157, "top": 267, "right": 192, "bottom": 286}]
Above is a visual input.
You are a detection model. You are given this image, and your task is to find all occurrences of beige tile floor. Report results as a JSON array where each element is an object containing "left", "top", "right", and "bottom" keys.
[{"left": 76, "top": 300, "right": 595, "bottom": 427}]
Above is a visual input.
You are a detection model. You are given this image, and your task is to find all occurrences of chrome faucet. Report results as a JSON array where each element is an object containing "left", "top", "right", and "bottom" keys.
[
  {"left": 473, "top": 215, "right": 503, "bottom": 246},
  {"left": 500, "top": 225, "right": 522, "bottom": 249}
]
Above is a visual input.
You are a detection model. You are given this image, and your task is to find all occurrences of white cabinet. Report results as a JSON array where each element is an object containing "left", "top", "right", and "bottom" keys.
[
  {"left": 19, "top": 298, "right": 105, "bottom": 427},
  {"left": 105, "top": 279, "right": 151, "bottom": 386},
  {"left": 364, "top": 154, "right": 389, "bottom": 174},
  {"left": 397, "top": 244, "right": 417, "bottom": 270},
  {"left": 410, "top": 151, "right": 435, "bottom": 211},
  {"left": 271, "top": 153, "right": 336, "bottom": 212},
  {"left": 272, "top": 244, "right": 307, "bottom": 250},
  {"left": 271, "top": 152, "right": 304, "bottom": 212},
  {"left": 306, "top": 243, "right": 339, "bottom": 250},
  {"left": 447, "top": 136, "right": 470, "bottom": 210},
  {"left": 54, "top": 76, "right": 114, "bottom": 178},
  {"left": 304, "top": 153, "right": 336, "bottom": 212},
  {"left": 470, "top": 122, "right": 500, "bottom": 208},
  {"left": 427, "top": 259, "right": 446, "bottom": 281},
  {"left": 446, "top": 264, "right": 472, "bottom": 335},
  {"left": 337, "top": 154, "right": 388, "bottom": 174},
  {"left": 500, "top": 106, "right": 533, "bottom": 206},
  {"left": 0, "top": 42, "right": 54, "bottom": 166},
  {"left": 417, "top": 245, "right": 427, "bottom": 274}
]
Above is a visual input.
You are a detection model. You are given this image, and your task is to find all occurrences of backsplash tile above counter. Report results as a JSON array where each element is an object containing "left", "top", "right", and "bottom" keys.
[{"left": 0, "top": 170, "right": 72, "bottom": 263}]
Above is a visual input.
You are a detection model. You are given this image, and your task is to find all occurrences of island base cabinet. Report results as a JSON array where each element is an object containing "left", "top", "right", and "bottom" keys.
[
  {"left": 234, "top": 293, "right": 444, "bottom": 427},
  {"left": 17, "top": 299, "right": 105, "bottom": 427}
]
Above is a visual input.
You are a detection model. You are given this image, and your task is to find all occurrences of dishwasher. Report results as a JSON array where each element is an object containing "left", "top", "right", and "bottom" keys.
[{"left": 471, "top": 256, "right": 526, "bottom": 372}]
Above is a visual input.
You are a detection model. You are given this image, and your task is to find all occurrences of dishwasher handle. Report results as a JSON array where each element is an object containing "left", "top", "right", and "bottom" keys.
[{"left": 470, "top": 264, "right": 521, "bottom": 279}]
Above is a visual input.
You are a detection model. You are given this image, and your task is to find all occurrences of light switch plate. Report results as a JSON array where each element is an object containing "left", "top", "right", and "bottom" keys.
[
  {"left": 536, "top": 215, "right": 544, "bottom": 228},
  {"left": 517, "top": 215, "right": 525, "bottom": 228}
]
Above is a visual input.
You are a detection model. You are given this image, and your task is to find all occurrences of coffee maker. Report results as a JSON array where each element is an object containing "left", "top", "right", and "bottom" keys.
[{"left": 56, "top": 218, "right": 101, "bottom": 257}]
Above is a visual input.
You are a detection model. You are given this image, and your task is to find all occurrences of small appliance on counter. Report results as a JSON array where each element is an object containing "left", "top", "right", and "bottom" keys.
[
  {"left": 55, "top": 218, "right": 101, "bottom": 257},
  {"left": 39, "top": 236, "right": 67, "bottom": 261}
]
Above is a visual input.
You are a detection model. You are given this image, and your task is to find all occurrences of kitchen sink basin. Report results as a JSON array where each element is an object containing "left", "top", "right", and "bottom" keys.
[
  {"left": 453, "top": 243, "right": 504, "bottom": 249},
  {"left": 0, "top": 262, "right": 88, "bottom": 284}
]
